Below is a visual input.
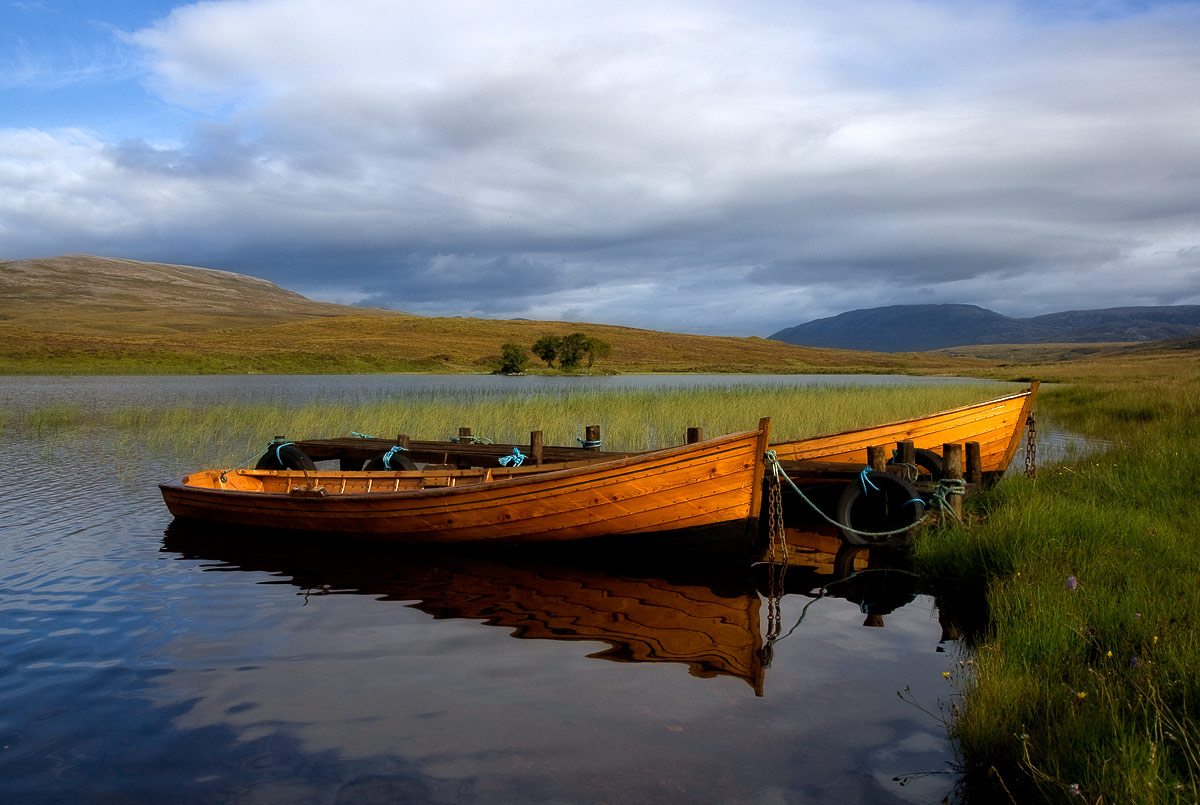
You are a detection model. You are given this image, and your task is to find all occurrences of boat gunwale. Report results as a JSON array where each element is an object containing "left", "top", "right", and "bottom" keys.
[
  {"left": 768, "top": 385, "right": 1035, "bottom": 450},
  {"left": 160, "top": 424, "right": 767, "bottom": 505}
]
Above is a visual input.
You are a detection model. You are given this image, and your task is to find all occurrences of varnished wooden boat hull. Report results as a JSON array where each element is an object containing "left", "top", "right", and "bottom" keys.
[
  {"left": 159, "top": 420, "right": 771, "bottom": 552},
  {"left": 770, "top": 383, "right": 1038, "bottom": 474}
]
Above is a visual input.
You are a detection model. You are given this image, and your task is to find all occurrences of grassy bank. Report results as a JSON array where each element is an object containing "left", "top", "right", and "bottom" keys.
[{"left": 913, "top": 370, "right": 1200, "bottom": 802}]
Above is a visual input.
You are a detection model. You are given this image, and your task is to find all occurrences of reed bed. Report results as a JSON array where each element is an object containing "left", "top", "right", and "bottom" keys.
[
  {"left": 12, "top": 381, "right": 1011, "bottom": 472},
  {"left": 913, "top": 373, "right": 1200, "bottom": 803},
  {"left": 77, "top": 383, "right": 1005, "bottom": 456}
]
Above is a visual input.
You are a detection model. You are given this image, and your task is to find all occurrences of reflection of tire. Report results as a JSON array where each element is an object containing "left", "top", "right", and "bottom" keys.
[
  {"left": 836, "top": 471, "right": 925, "bottom": 547},
  {"left": 364, "top": 451, "right": 418, "bottom": 471},
  {"left": 888, "top": 448, "right": 945, "bottom": 481},
  {"left": 833, "top": 543, "right": 868, "bottom": 580},
  {"left": 255, "top": 443, "right": 316, "bottom": 471}
]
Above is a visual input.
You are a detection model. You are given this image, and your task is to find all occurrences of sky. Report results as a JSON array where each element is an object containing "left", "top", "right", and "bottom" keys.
[{"left": 2, "top": 0, "right": 1199, "bottom": 336}]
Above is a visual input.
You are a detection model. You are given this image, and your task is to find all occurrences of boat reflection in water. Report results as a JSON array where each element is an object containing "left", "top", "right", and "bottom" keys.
[{"left": 162, "top": 522, "right": 939, "bottom": 698}]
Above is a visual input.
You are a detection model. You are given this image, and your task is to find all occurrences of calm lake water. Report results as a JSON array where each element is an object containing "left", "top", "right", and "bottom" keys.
[{"left": 1, "top": 376, "right": 988, "bottom": 803}]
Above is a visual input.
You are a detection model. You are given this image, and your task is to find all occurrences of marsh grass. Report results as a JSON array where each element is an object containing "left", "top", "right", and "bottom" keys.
[
  {"left": 914, "top": 372, "right": 1200, "bottom": 803},
  {"left": 15, "top": 381, "right": 1011, "bottom": 473}
]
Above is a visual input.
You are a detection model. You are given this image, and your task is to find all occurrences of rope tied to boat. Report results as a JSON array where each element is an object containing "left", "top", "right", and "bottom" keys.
[
  {"left": 498, "top": 448, "right": 525, "bottom": 467},
  {"left": 351, "top": 431, "right": 373, "bottom": 439},
  {"left": 858, "top": 467, "right": 880, "bottom": 494},
  {"left": 219, "top": 448, "right": 265, "bottom": 483},
  {"left": 274, "top": 441, "right": 296, "bottom": 466},
  {"left": 451, "top": 434, "right": 494, "bottom": 444},
  {"left": 925, "top": 478, "right": 967, "bottom": 522},
  {"left": 381, "top": 444, "right": 409, "bottom": 470},
  {"left": 763, "top": 450, "right": 930, "bottom": 540},
  {"left": 577, "top": 437, "right": 603, "bottom": 449}
]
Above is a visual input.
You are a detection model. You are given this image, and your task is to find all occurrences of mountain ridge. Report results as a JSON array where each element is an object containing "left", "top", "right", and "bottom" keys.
[{"left": 769, "top": 303, "right": 1200, "bottom": 352}]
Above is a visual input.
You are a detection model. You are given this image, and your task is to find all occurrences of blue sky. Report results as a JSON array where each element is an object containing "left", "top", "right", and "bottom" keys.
[{"left": 3, "top": 0, "right": 1199, "bottom": 336}]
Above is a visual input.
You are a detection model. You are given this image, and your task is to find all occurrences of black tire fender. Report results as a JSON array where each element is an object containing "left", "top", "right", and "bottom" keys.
[
  {"left": 363, "top": 450, "right": 418, "bottom": 471},
  {"left": 255, "top": 443, "right": 317, "bottom": 471},
  {"left": 836, "top": 471, "right": 925, "bottom": 547}
]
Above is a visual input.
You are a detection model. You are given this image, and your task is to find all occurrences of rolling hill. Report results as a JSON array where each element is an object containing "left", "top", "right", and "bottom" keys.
[
  {"left": 0, "top": 255, "right": 975, "bottom": 375},
  {"left": 0, "top": 254, "right": 395, "bottom": 335}
]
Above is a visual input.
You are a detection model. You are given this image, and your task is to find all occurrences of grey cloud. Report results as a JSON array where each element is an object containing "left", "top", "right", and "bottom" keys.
[{"left": 3, "top": 1, "right": 1199, "bottom": 337}]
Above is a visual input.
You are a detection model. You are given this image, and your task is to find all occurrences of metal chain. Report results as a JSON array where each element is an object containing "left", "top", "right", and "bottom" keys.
[
  {"left": 1025, "top": 413, "right": 1037, "bottom": 477},
  {"left": 761, "top": 474, "right": 788, "bottom": 666}
]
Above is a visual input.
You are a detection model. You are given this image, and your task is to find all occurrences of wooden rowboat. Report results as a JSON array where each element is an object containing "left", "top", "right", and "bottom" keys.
[
  {"left": 159, "top": 418, "right": 771, "bottom": 553},
  {"left": 771, "top": 382, "right": 1039, "bottom": 477}
]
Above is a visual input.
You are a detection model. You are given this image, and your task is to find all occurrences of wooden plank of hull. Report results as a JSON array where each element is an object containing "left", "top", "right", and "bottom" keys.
[
  {"left": 771, "top": 385, "right": 1037, "bottom": 473},
  {"left": 160, "top": 420, "right": 772, "bottom": 550}
]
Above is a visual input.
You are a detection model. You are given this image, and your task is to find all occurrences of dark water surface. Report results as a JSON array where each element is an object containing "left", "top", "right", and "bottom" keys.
[{"left": 1, "top": 376, "right": 970, "bottom": 803}]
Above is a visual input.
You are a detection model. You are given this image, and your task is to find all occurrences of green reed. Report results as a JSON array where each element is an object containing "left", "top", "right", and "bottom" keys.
[
  {"left": 108, "top": 383, "right": 1007, "bottom": 462},
  {"left": 913, "top": 375, "right": 1200, "bottom": 803},
  {"left": 13, "top": 381, "right": 1011, "bottom": 473}
]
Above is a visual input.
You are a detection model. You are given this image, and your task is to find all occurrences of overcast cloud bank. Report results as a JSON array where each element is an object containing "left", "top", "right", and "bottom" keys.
[{"left": 2, "top": 0, "right": 1199, "bottom": 335}]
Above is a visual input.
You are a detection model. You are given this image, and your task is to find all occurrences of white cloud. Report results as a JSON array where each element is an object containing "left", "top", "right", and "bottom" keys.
[{"left": 2, "top": 0, "right": 1198, "bottom": 334}]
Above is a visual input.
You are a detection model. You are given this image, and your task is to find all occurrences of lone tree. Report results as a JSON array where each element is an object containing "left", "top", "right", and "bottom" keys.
[{"left": 498, "top": 343, "right": 530, "bottom": 374}]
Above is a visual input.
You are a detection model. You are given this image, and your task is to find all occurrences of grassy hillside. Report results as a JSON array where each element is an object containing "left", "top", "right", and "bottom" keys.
[
  {"left": 3, "top": 254, "right": 1195, "bottom": 377},
  {"left": 0, "top": 313, "right": 987, "bottom": 375},
  {"left": 0, "top": 254, "right": 395, "bottom": 335},
  {"left": 0, "top": 254, "right": 988, "bottom": 375}
]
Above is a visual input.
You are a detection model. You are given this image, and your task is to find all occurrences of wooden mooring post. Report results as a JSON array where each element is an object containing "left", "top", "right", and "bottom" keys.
[
  {"left": 943, "top": 443, "right": 964, "bottom": 520},
  {"left": 458, "top": 427, "right": 472, "bottom": 440},
  {"left": 584, "top": 425, "right": 601, "bottom": 450},
  {"left": 965, "top": 441, "right": 982, "bottom": 485},
  {"left": 896, "top": 440, "right": 915, "bottom": 466},
  {"left": 530, "top": 431, "right": 544, "bottom": 465},
  {"left": 686, "top": 427, "right": 704, "bottom": 444},
  {"left": 866, "top": 444, "right": 888, "bottom": 471},
  {"left": 395, "top": 434, "right": 410, "bottom": 449}
]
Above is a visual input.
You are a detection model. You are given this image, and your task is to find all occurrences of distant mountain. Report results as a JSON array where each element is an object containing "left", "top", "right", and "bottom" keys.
[{"left": 768, "top": 303, "right": 1200, "bottom": 352}]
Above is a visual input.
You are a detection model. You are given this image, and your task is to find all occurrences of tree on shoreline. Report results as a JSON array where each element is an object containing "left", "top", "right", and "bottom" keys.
[
  {"left": 530, "top": 333, "right": 612, "bottom": 370},
  {"left": 498, "top": 342, "right": 530, "bottom": 374}
]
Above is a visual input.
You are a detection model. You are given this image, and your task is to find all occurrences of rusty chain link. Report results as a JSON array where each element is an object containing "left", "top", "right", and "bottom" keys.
[
  {"left": 1025, "top": 413, "right": 1037, "bottom": 477},
  {"left": 762, "top": 473, "right": 788, "bottom": 665}
]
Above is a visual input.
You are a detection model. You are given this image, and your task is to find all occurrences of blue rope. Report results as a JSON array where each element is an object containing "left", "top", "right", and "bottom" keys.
[
  {"left": 351, "top": 431, "right": 373, "bottom": 439},
  {"left": 498, "top": 448, "right": 525, "bottom": 467},
  {"left": 765, "top": 451, "right": 930, "bottom": 539},
  {"left": 859, "top": 467, "right": 880, "bottom": 495},
  {"left": 274, "top": 441, "right": 296, "bottom": 465},
  {"left": 577, "top": 437, "right": 603, "bottom": 449},
  {"left": 381, "top": 444, "right": 408, "bottom": 469}
]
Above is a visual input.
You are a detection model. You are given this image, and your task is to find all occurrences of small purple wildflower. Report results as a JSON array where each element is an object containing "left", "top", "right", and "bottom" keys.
[
  {"left": 1069, "top": 783, "right": 1081, "bottom": 796},
  {"left": 1067, "top": 575, "right": 1079, "bottom": 591},
  {"left": 1130, "top": 657, "right": 1140, "bottom": 668},
  {"left": 1135, "top": 612, "right": 1142, "bottom": 619}
]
